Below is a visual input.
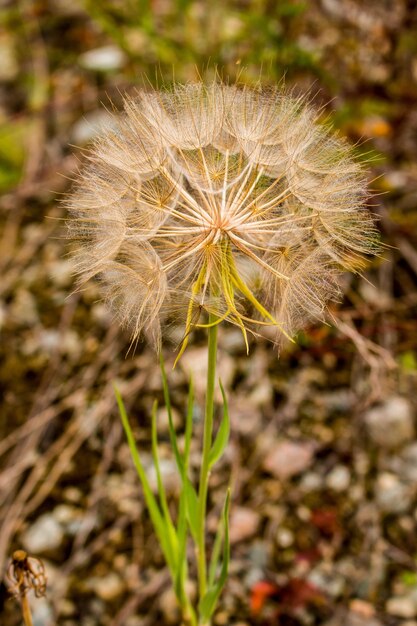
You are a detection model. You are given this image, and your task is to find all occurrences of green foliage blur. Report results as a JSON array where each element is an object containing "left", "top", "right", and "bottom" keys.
[
  {"left": 0, "top": 0, "right": 323, "bottom": 193},
  {"left": 81, "top": 0, "right": 316, "bottom": 80}
]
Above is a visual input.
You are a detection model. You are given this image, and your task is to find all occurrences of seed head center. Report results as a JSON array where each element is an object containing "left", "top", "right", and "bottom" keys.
[{"left": 209, "top": 214, "right": 233, "bottom": 244}]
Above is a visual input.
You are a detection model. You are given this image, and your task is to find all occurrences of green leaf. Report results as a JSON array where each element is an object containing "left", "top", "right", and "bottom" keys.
[
  {"left": 183, "top": 376, "right": 194, "bottom": 474},
  {"left": 402, "top": 570, "right": 417, "bottom": 587},
  {"left": 160, "top": 354, "right": 184, "bottom": 476},
  {"left": 399, "top": 351, "right": 417, "bottom": 372},
  {"left": 114, "top": 385, "right": 177, "bottom": 576},
  {"left": 184, "top": 477, "right": 199, "bottom": 542},
  {"left": 0, "top": 119, "right": 33, "bottom": 192},
  {"left": 174, "top": 378, "right": 194, "bottom": 602},
  {"left": 198, "top": 490, "right": 230, "bottom": 624},
  {"left": 174, "top": 489, "right": 188, "bottom": 601},
  {"left": 208, "top": 380, "right": 230, "bottom": 468},
  {"left": 150, "top": 400, "right": 178, "bottom": 556},
  {"left": 208, "top": 513, "right": 224, "bottom": 588}
]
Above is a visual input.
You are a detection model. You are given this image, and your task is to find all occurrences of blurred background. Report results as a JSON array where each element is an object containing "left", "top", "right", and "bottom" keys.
[{"left": 1, "top": 0, "right": 417, "bottom": 624}]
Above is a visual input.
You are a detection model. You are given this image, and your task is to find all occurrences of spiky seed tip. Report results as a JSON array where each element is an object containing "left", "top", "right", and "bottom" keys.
[{"left": 66, "top": 81, "right": 379, "bottom": 351}]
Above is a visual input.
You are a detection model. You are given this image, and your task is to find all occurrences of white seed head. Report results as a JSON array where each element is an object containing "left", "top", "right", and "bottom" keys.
[{"left": 67, "top": 81, "right": 379, "bottom": 350}]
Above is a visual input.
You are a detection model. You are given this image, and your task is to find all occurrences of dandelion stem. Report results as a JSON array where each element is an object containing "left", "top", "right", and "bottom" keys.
[
  {"left": 20, "top": 595, "right": 33, "bottom": 626},
  {"left": 197, "top": 311, "right": 218, "bottom": 605}
]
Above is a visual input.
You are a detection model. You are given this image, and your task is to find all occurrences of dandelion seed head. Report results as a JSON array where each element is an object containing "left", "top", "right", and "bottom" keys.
[{"left": 67, "top": 81, "right": 379, "bottom": 350}]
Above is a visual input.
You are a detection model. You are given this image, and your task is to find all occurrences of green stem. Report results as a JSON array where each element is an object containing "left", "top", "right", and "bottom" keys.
[
  {"left": 197, "top": 312, "right": 218, "bottom": 604},
  {"left": 183, "top": 596, "right": 198, "bottom": 626}
]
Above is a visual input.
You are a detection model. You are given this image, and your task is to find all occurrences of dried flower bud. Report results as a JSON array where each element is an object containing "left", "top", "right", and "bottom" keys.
[
  {"left": 6, "top": 550, "right": 47, "bottom": 598},
  {"left": 67, "top": 82, "right": 378, "bottom": 351}
]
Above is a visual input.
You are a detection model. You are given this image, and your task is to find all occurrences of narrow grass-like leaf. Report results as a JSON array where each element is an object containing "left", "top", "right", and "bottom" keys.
[
  {"left": 175, "top": 378, "right": 195, "bottom": 603},
  {"left": 159, "top": 354, "right": 183, "bottom": 475},
  {"left": 174, "top": 488, "right": 188, "bottom": 601},
  {"left": 230, "top": 258, "right": 294, "bottom": 344},
  {"left": 198, "top": 489, "right": 230, "bottom": 624},
  {"left": 208, "top": 513, "right": 224, "bottom": 588},
  {"left": 208, "top": 380, "right": 230, "bottom": 468},
  {"left": 114, "top": 385, "right": 177, "bottom": 575},
  {"left": 174, "top": 264, "right": 207, "bottom": 368},
  {"left": 150, "top": 399, "right": 179, "bottom": 555},
  {"left": 175, "top": 492, "right": 199, "bottom": 626},
  {"left": 220, "top": 244, "right": 249, "bottom": 352},
  {"left": 183, "top": 376, "right": 194, "bottom": 474},
  {"left": 184, "top": 477, "right": 199, "bottom": 542}
]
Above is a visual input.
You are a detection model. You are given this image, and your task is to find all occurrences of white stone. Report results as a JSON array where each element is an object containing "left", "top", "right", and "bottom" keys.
[
  {"left": 386, "top": 596, "right": 417, "bottom": 618},
  {"left": 299, "top": 471, "right": 323, "bottom": 492},
  {"left": 31, "top": 597, "right": 54, "bottom": 626},
  {"left": 399, "top": 443, "right": 417, "bottom": 482},
  {"left": 63, "top": 487, "right": 82, "bottom": 503},
  {"left": 22, "top": 513, "right": 64, "bottom": 553},
  {"left": 71, "top": 110, "right": 117, "bottom": 145},
  {"left": 180, "top": 347, "right": 234, "bottom": 401},
  {"left": 147, "top": 458, "right": 180, "bottom": 493},
  {"left": 349, "top": 599, "right": 376, "bottom": 618},
  {"left": 53, "top": 504, "right": 83, "bottom": 535},
  {"left": 364, "top": 397, "right": 414, "bottom": 448},
  {"left": 86, "top": 573, "right": 125, "bottom": 601},
  {"left": 249, "top": 380, "right": 272, "bottom": 407},
  {"left": 79, "top": 45, "right": 126, "bottom": 72},
  {"left": 229, "top": 507, "right": 260, "bottom": 544},
  {"left": 159, "top": 586, "right": 181, "bottom": 624},
  {"left": 326, "top": 465, "right": 351, "bottom": 492},
  {"left": 276, "top": 527, "right": 294, "bottom": 548},
  {"left": 376, "top": 473, "right": 412, "bottom": 514},
  {"left": 308, "top": 568, "right": 345, "bottom": 597},
  {"left": 263, "top": 440, "right": 315, "bottom": 480}
]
